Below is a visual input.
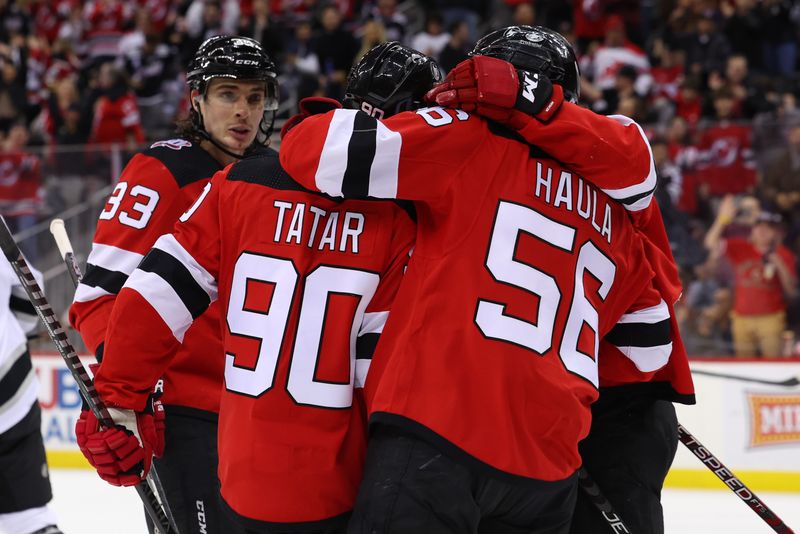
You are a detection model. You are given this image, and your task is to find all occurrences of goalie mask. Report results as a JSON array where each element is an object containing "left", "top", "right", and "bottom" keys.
[
  {"left": 471, "top": 26, "right": 580, "bottom": 104},
  {"left": 344, "top": 41, "right": 442, "bottom": 119},
  {"left": 186, "top": 36, "right": 279, "bottom": 155}
]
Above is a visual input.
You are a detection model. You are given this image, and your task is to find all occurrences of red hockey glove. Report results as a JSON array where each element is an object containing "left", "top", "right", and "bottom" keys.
[
  {"left": 426, "top": 56, "right": 564, "bottom": 127},
  {"left": 75, "top": 394, "right": 164, "bottom": 487},
  {"left": 281, "top": 97, "right": 342, "bottom": 139}
]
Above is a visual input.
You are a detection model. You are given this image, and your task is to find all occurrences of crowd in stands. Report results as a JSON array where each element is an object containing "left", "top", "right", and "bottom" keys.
[{"left": 1, "top": 0, "right": 800, "bottom": 357}]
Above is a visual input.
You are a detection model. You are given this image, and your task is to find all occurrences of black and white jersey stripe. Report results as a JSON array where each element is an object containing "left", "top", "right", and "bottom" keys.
[
  {"left": 0, "top": 345, "right": 38, "bottom": 433},
  {"left": 314, "top": 110, "right": 402, "bottom": 199},
  {"left": 600, "top": 115, "right": 657, "bottom": 212},
  {"left": 355, "top": 310, "right": 389, "bottom": 388},
  {"left": 124, "top": 234, "right": 217, "bottom": 343},
  {"left": 74, "top": 243, "right": 145, "bottom": 303},
  {"left": 605, "top": 299, "right": 672, "bottom": 372}
]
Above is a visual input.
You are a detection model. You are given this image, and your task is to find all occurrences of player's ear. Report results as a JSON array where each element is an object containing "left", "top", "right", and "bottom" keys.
[{"left": 190, "top": 89, "right": 202, "bottom": 112}]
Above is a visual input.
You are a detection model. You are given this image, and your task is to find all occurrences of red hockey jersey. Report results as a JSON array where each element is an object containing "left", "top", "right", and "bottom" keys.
[
  {"left": 70, "top": 139, "right": 224, "bottom": 414},
  {"left": 503, "top": 110, "right": 695, "bottom": 404},
  {"left": 94, "top": 150, "right": 416, "bottom": 524},
  {"left": 280, "top": 107, "right": 669, "bottom": 481}
]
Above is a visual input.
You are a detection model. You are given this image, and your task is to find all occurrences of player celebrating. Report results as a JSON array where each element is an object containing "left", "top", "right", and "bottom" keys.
[
  {"left": 70, "top": 44, "right": 429, "bottom": 534},
  {"left": 429, "top": 28, "right": 696, "bottom": 534},
  {"left": 69, "top": 36, "right": 278, "bottom": 533},
  {"left": 279, "top": 32, "right": 684, "bottom": 533}
]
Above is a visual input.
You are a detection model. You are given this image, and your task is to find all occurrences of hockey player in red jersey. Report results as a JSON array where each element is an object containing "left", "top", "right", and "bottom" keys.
[
  {"left": 70, "top": 36, "right": 280, "bottom": 533},
  {"left": 428, "top": 27, "right": 695, "bottom": 534},
  {"left": 71, "top": 43, "right": 426, "bottom": 534},
  {"left": 280, "top": 33, "right": 692, "bottom": 533}
]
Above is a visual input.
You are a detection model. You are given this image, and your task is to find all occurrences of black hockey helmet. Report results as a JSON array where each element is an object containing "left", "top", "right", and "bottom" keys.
[
  {"left": 343, "top": 41, "right": 442, "bottom": 119},
  {"left": 185, "top": 36, "right": 279, "bottom": 154},
  {"left": 471, "top": 26, "right": 580, "bottom": 103}
]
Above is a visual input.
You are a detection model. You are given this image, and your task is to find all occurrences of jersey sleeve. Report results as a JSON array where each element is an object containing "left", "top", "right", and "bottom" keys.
[
  {"left": 279, "top": 107, "right": 487, "bottom": 202},
  {"left": 69, "top": 154, "right": 189, "bottom": 354},
  {"left": 94, "top": 175, "right": 222, "bottom": 411},
  {"left": 516, "top": 105, "right": 656, "bottom": 211},
  {"left": 9, "top": 262, "right": 42, "bottom": 335},
  {"left": 603, "top": 286, "right": 673, "bottom": 377},
  {"left": 354, "top": 207, "right": 415, "bottom": 389}
]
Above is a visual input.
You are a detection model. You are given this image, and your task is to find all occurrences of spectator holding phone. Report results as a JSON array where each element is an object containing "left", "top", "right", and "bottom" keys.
[{"left": 705, "top": 195, "right": 797, "bottom": 357}]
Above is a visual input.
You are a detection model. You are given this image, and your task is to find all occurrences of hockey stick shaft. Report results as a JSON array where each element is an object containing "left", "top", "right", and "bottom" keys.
[
  {"left": 677, "top": 424, "right": 795, "bottom": 534},
  {"left": 49, "top": 219, "right": 83, "bottom": 286},
  {"left": 577, "top": 467, "right": 632, "bottom": 533},
  {"left": 692, "top": 369, "right": 800, "bottom": 387},
  {"left": 0, "top": 216, "right": 176, "bottom": 534},
  {"left": 48, "top": 218, "right": 179, "bottom": 534}
]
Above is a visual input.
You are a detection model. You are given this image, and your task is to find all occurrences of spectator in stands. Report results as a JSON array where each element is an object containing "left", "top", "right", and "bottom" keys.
[
  {"left": 589, "top": 15, "right": 651, "bottom": 97},
  {"left": 706, "top": 195, "right": 798, "bottom": 357},
  {"left": 314, "top": 4, "right": 358, "bottom": 100},
  {"left": 82, "top": 0, "right": 134, "bottom": 62},
  {"left": 695, "top": 87, "right": 757, "bottom": 196},
  {"left": 434, "top": 0, "right": 481, "bottom": 44},
  {"left": 411, "top": 11, "right": 450, "bottom": 60},
  {"left": 88, "top": 61, "right": 144, "bottom": 152},
  {"left": 721, "top": 0, "right": 762, "bottom": 72},
  {"left": 122, "top": 32, "right": 179, "bottom": 136},
  {"left": 724, "top": 54, "right": 764, "bottom": 119},
  {"left": 437, "top": 19, "right": 470, "bottom": 74},
  {"left": 684, "top": 12, "right": 731, "bottom": 78},
  {"left": 238, "top": 0, "right": 285, "bottom": 60},
  {"left": 369, "top": 0, "right": 408, "bottom": 43},
  {"left": 354, "top": 19, "right": 387, "bottom": 66},
  {"left": 512, "top": 2, "right": 536, "bottom": 27},
  {"left": 682, "top": 260, "right": 733, "bottom": 356},
  {"left": 0, "top": 43, "right": 25, "bottom": 132},
  {"left": 284, "top": 19, "right": 321, "bottom": 100},
  {"left": 0, "top": 0, "right": 31, "bottom": 42},
  {"left": 758, "top": 0, "right": 797, "bottom": 77},
  {"left": 0, "top": 124, "right": 42, "bottom": 260},
  {"left": 761, "top": 124, "right": 800, "bottom": 216}
]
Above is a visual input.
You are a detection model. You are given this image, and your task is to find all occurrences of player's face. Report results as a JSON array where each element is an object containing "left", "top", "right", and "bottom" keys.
[{"left": 197, "top": 79, "right": 266, "bottom": 155}]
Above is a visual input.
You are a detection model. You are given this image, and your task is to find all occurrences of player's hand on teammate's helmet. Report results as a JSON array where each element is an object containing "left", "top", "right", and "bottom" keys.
[
  {"left": 281, "top": 97, "right": 342, "bottom": 139},
  {"left": 75, "top": 375, "right": 165, "bottom": 487},
  {"left": 425, "top": 56, "right": 564, "bottom": 127}
]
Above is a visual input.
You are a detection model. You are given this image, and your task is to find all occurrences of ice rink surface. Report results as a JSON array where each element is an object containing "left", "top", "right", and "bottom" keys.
[{"left": 45, "top": 469, "right": 799, "bottom": 534}]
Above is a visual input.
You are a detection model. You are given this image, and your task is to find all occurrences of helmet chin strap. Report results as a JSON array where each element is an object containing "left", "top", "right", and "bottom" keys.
[{"left": 196, "top": 128, "right": 248, "bottom": 160}]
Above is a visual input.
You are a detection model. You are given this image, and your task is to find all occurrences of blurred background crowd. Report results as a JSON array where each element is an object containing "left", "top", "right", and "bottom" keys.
[{"left": 1, "top": 0, "right": 800, "bottom": 357}]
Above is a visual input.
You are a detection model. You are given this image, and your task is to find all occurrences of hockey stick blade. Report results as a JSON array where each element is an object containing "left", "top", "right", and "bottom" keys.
[
  {"left": 0, "top": 216, "right": 177, "bottom": 534},
  {"left": 678, "top": 424, "right": 795, "bottom": 534},
  {"left": 48, "top": 218, "right": 180, "bottom": 533},
  {"left": 693, "top": 369, "right": 800, "bottom": 387}
]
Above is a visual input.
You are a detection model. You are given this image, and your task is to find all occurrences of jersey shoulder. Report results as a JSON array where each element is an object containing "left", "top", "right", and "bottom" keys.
[
  {"left": 226, "top": 147, "right": 314, "bottom": 193},
  {"left": 141, "top": 138, "right": 223, "bottom": 187}
]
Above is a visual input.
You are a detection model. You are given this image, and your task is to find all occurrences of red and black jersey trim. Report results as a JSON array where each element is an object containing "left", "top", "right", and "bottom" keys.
[
  {"left": 356, "top": 332, "right": 380, "bottom": 360},
  {"left": 341, "top": 112, "right": 378, "bottom": 198},
  {"left": 81, "top": 264, "right": 129, "bottom": 295},
  {"left": 138, "top": 248, "right": 211, "bottom": 320},
  {"left": 142, "top": 139, "right": 223, "bottom": 188},
  {"left": 605, "top": 319, "right": 671, "bottom": 348},
  {"left": 9, "top": 294, "right": 34, "bottom": 316}
]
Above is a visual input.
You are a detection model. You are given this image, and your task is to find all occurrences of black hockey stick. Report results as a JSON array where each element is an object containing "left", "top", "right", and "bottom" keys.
[
  {"left": 0, "top": 216, "right": 177, "bottom": 534},
  {"left": 692, "top": 369, "right": 800, "bottom": 387},
  {"left": 48, "top": 217, "right": 179, "bottom": 533},
  {"left": 677, "top": 424, "right": 795, "bottom": 534},
  {"left": 577, "top": 468, "right": 632, "bottom": 533}
]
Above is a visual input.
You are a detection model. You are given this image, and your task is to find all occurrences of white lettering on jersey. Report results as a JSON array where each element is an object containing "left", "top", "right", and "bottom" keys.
[
  {"left": 272, "top": 201, "right": 364, "bottom": 253},
  {"left": 521, "top": 73, "right": 539, "bottom": 103},
  {"left": 532, "top": 162, "right": 614, "bottom": 244}
]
